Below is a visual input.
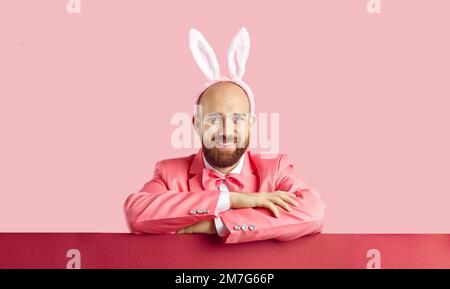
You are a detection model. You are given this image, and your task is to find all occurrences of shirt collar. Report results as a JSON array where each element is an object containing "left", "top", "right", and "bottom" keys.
[{"left": 202, "top": 152, "right": 245, "bottom": 176}]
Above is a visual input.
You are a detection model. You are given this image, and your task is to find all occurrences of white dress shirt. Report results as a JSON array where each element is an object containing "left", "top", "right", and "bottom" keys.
[{"left": 202, "top": 153, "right": 245, "bottom": 237}]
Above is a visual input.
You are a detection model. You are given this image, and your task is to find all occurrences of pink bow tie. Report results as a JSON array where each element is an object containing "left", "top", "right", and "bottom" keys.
[{"left": 202, "top": 168, "right": 245, "bottom": 192}]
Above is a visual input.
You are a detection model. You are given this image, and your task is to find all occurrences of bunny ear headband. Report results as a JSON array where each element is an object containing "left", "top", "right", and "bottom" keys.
[{"left": 189, "top": 27, "right": 255, "bottom": 115}]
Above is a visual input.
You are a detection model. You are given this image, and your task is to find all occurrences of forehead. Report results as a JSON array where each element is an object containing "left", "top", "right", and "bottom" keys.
[{"left": 198, "top": 81, "right": 250, "bottom": 114}]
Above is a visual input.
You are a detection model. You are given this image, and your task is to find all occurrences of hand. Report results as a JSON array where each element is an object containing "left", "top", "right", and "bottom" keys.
[
  {"left": 229, "top": 191, "right": 299, "bottom": 218},
  {"left": 176, "top": 219, "right": 217, "bottom": 235}
]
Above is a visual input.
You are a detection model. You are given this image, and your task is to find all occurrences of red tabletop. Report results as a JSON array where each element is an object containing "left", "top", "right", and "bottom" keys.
[{"left": 0, "top": 233, "right": 449, "bottom": 269}]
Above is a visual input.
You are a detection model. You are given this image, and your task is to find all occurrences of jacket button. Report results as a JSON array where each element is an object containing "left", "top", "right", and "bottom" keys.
[
  {"left": 233, "top": 225, "right": 241, "bottom": 231},
  {"left": 190, "top": 210, "right": 197, "bottom": 215},
  {"left": 241, "top": 224, "right": 248, "bottom": 231},
  {"left": 249, "top": 224, "right": 256, "bottom": 231}
]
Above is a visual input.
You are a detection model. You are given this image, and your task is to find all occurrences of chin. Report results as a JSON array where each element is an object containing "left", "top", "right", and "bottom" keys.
[{"left": 203, "top": 147, "right": 246, "bottom": 168}]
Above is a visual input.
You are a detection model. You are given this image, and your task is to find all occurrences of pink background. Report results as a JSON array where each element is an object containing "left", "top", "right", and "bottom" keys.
[{"left": 0, "top": 0, "right": 449, "bottom": 233}]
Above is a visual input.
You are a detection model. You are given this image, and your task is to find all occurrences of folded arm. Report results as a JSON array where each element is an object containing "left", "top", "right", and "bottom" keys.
[
  {"left": 123, "top": 161, "right": 223, "bottom": 234},
  {"left": 218, "top": 155, "right": 327, "bottom": 244}
]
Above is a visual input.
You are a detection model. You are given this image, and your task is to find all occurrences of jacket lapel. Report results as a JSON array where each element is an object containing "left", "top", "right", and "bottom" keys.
[{"left": 188, "top": 149, "right": 205, "bottom": 192}]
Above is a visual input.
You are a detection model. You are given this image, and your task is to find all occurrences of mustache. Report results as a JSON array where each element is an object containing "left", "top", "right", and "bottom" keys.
[{"left": 211, "top": 135, "right": 239, "bottom": 143}]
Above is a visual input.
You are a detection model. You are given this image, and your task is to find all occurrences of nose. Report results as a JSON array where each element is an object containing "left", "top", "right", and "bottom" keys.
[
  {"left": 217, "top": 133, "right": 234, "bottom": 143},
  {"left": 218, "top": 117, "right": 235, "bottom": 143},
  {"left": 217, "top": 119, "right": 234, "bottom": 143}
]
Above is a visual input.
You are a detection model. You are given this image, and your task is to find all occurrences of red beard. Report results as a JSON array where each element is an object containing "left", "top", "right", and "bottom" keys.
[{"left": 203, "top": 138, "right": 249, "bottom": 168}]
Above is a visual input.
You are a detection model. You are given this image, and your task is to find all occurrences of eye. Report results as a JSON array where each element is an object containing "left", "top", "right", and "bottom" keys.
[
  {"left": 232, "top": 114, "right": 245, "bottom": 123},
  {"left": 206, "top": 115, "right": 220, "bottom": 124}
]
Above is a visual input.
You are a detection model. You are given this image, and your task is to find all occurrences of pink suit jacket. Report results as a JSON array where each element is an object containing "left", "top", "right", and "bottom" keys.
[{"left": 123, "top": 149, "right": 326, "bottom": 244}]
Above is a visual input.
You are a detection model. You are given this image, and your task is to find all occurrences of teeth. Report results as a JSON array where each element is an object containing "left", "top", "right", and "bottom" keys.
[{"left": 215, "top": 142, "right": 235, "bottom": 147}]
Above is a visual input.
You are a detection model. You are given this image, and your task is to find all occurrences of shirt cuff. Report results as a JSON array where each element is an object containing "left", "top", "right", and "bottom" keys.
[
  {"left": 214, "top": 182, "right": 231, "bottom": 215},
  {"left": 214, "top": 216, "right": 230, "bottom": 237}
]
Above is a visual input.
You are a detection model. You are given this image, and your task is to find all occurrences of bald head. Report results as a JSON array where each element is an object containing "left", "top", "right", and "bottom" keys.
[{"left": 197, "top": 81, "right": 250, "bottom": 114}]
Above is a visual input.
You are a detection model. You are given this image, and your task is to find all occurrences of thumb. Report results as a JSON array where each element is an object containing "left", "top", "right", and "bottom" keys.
[{"left": 177, "top": 225, "right": 195, "bottom": 234}]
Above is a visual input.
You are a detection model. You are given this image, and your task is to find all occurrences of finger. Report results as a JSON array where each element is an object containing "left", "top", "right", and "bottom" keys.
[
  {"left": 256, "top": 199, "right": 280, "bottom": 218},
  {"left": 264, "top": 201, "right": 280, "bottom": 218},
  {"left": 176, "top": 229, "right": 185, "bottom": 234},
  {"left": 279, "top": 194, "right": 299, "bottom": 206},
  {"left": 182, "top": 226, "right": 195, "bottom": 234},
  {"left": 288, "top": 192, "right": 297, "bottom": 198},
  {"left": 276, "top": 191, "right": 296, "bottom": 198},
  {"left": 270, "top": 197, "right": 292, "bottom": 212},
  {"left": 279, "top": 191, "right": 299, "bottom": 203}
]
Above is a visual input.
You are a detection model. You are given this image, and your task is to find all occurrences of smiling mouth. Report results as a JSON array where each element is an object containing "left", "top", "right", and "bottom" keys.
[{"left": 214, "top": 141, "right": 236, "bottom": 148}]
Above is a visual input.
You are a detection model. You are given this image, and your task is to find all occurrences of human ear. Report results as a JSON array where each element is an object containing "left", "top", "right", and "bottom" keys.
[
  {"left": 192, "top": 115, "right": 201, "bottom": 136},
  {"left": 248, "top": 113, "right": 256, "bottom": 128}
]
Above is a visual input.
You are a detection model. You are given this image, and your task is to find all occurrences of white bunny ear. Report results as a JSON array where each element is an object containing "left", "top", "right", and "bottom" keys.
[
  {"left": 189, "top": 28, "right": 220, "bottom": 81},
  {"left": 227, "top": 27, "right": 250, "bottom": 80}
]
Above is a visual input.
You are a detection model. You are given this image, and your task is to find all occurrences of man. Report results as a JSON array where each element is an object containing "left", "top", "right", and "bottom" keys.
[{"left": 123, "top": 27, "right": 326, "bottom": 244}]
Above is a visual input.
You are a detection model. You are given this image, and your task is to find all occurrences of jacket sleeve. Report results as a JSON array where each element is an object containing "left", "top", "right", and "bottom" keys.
[
  {"left": 123, "top": 161, "right": 222, "bottom": 234},
  {"left": 218, "top": 154, "right": 327, "bottom": 244}
]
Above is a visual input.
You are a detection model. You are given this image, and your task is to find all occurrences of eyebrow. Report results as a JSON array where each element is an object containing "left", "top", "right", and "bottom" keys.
[
  {"left": 205, "top": 112, "right": 247, "bottom": 116},
  {"left": 204, "top": 112, "right": 221, "bottom": 118}
]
